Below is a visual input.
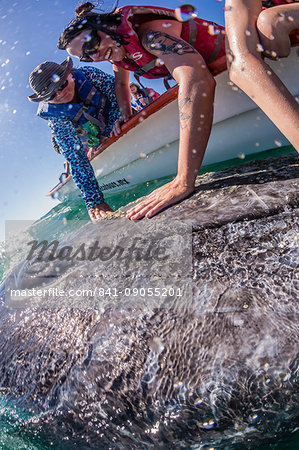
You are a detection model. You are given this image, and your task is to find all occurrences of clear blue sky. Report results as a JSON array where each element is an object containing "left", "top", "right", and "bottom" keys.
[{"left": 0, "top": 0, "right": 225, "bottom": 240}]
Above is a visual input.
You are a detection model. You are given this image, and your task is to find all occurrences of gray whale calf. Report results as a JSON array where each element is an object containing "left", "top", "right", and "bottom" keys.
[{"left": 0, "top": 153, "right": 298, "bottom": 448}]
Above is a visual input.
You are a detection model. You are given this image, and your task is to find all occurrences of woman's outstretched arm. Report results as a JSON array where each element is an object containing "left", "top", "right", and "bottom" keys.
[
  {"left": 225, "top": 0, "right": 299, "bottom": 150},
  {"left": 126, "top": 19, "right": 216, "bottom": 220},
  {"left": 111, "top": 65, "right": 132, "bottom": 135}
]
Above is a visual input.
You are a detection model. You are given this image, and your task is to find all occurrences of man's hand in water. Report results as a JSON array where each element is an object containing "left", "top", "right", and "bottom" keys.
[
  {"left": 126, "top": 178, "right": 194, "bottom": 220},
  {"left": 88, "top": 202, "right": 113, "bottom": 221}
]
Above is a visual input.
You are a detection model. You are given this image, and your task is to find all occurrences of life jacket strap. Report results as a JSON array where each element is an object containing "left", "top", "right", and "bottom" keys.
[
  {"left": 207, "top": 30, "right": 224, "bottom": 64},
  {"left": 135, "top": 59, "right": 157, "bottom": 77},
  {"left": 73, "top": 86, "right": 107, "bottom": 128},
  {"left": 188, "top": 18, "right": 197, "bottom": 47}
]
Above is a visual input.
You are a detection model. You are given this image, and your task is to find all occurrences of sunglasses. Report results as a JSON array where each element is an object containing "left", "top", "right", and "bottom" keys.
[
  {"left": 80, "top": 31, "right": 101, "bottom": 62},
  {"left": 48, "top": 79, "right": 69, "bottom": 101}
]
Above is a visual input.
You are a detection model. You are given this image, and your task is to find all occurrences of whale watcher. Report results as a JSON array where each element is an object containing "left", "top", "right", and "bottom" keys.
[
  {"left": 28, "top": 57, "right": 121, "bottom": 221},
  {"left": 224, "top": 0, "right": 299, "bottom": 150},
  {"left": 130, "top": 82, "right": 160, "bottom": 112},
  {"left": 57, "top": 3, "right": 227, "bottom": 220}
]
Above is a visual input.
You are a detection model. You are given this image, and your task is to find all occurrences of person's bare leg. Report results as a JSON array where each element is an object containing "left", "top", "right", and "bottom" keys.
[
  {"left": 257, "top": 4, "right": 299, "bottom": 57},
  {"left": 225, "top": 0, "right": 299, "bottom": 150}
]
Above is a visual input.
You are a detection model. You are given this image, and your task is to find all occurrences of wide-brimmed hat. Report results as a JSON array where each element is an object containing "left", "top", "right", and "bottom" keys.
[{"left": 28, "top": 57, "right": 73, "bottom": 102}]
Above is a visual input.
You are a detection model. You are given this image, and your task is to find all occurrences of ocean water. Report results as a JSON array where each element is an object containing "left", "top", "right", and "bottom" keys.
[{"left": 0, "top": 145, "right": 298, "bottom": 449}]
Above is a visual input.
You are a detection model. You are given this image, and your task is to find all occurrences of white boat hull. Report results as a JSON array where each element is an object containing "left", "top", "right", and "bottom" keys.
[{"left": 48, "top": 48, "right": 298, "bottom": 200}]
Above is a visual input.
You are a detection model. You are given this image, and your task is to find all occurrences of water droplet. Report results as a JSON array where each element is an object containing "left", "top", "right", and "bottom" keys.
[
  {"left": 162, "top": 22, "right": 171, "bottom": 28},
  {"left": 255, "top": 142, "right": 260, "bottom": 147},
  {"left": 274, "top": 140, "right": 282, "bottom": 147},
  {"left": 245, "top": 30, "right": 251, "bottom": 36},
  {"left": 287, "top": 15, "right": 294, "bottom": 22},
  {"left": 60, "top": 173, "right": 67, "bottom": 184},
  {"left": 269, "top": 34, "right": 275, "bottom": 40},
  {"left": 256, "top": 44, "right": 264, "bottom": 53},
  {"left": 84, "top": 33, "right": 92, "bottom": 42},
  {"left": 139, "top": 152, "right": 146, "bottom": 158},
  {"left": 238, "top": 153, "right": 245, "bottom": 159},
  {"left": 203, "top": 420, "right": 215, "bottom": 429},
  {"left": 37, "top": 68, "right": 43, "bottom": 74},
  {"left": 138, "top": 117, "right": 144, "bottom": 122},
  {"left": 227, "top": 52, "right": 235, "bottom": 64},
  {"left": 202, "top": 92, "right": 207, "bottom": 97},
  {"left": 155, "top": 57, "right": 164, "bottom": 67},
  {"left": 271, "top": 50, "right": 277, "bottom": 58},
  {"left": 194, "top": 398, "right": 203, "bottom": 405},
  {"left": 267, "top": 70, "right": 272, "bottom": 76},
  {"left": 62, "top": 217, "right": 67, "bottom": 226},
  {"left": 149, "top": 337, "right": 164, "bottom": 353},
  {"left": 12, "top": 109, "right": 17, "bottom": 114},
  {"left": 51, "top": 73, "right": 60, "bottom": 83},
  {"left": 174, "top": 380, "right": 183, "bottom": 388},
  {"left": 174, "top": 4, "right": 196, "bottom": 22},
  {"left": 243, "top": 304, "right": 249, "bottom": 309},
  {"left": 283, "top": 373, "right": 290, "bottom": 382},
  {"left": 208, "top": 24, "right": 220, "bottom": 36},
  {"left": 25, "top": 51, "right": 31, "bottom": 56},
  {"left": 192, "top": 149, "right": 197, "bottom": 154},
  {"left": 251, "top": 414, "right": 258, "bottom": 420},
  {"left": 265, "top": 378, "right": 271, "bottom": 384},
  {"left": 264, "top": 363, "right": 270, "bottom": 370}
]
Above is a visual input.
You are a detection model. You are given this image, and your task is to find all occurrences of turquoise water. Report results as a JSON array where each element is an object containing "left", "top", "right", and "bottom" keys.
[{"left": 0, "top": 145, "right": 298, "bottom": 449}]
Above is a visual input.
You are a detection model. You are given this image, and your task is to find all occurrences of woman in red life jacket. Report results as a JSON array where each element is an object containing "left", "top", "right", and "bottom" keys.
[
  {"left": 57, "top": 3, "right": 226, "bottom": 220},
  {"left": 225, "top": 0, "right": 299, "bottom": 150},
  {"left": 130, "top": 82, "right": 160, "bottom": 111}
]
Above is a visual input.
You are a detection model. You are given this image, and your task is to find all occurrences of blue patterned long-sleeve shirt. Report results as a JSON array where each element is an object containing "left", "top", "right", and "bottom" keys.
[{"left": 47, "top": 66, "right": 120, "bottom": 209}]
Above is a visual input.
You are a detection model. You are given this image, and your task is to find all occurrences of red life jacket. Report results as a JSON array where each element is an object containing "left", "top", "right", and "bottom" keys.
[
  {"left": 114, "top": 5, "right": 225, "bottom": 79},
  {"left": 262, "top": 0, "right": 297, "bottom": 7}
]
